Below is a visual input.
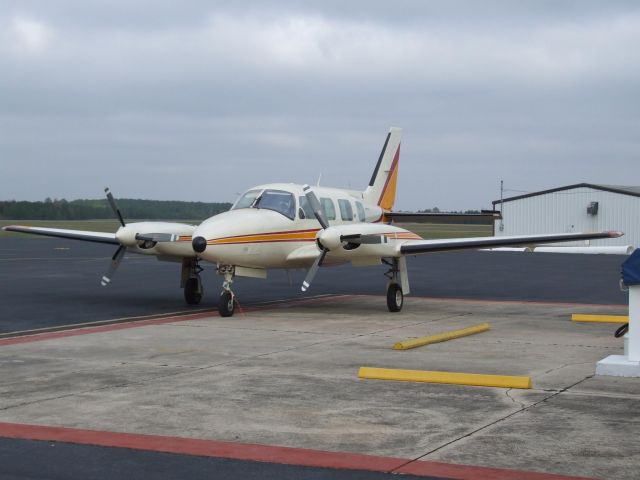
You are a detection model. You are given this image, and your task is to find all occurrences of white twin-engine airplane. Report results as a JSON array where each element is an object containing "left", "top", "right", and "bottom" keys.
[{"left": 4, "top": 128, "right": 623, "bottom": 317}]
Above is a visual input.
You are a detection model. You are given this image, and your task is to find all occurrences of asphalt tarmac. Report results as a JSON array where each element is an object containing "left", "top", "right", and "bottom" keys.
[
  {"left": 0, "top": 237, "right": 628, "bottom": 334},
  {"left": 0, "top": 437, "right": 438, "bottom": 480}
]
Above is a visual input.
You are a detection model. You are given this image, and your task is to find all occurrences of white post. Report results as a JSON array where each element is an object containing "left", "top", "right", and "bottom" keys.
[
  {"left": 629, "top": 286, "right": 640, "bottom": 362},
  {"left": 596, "top": 285, "right": 640, "bottom": 376}
]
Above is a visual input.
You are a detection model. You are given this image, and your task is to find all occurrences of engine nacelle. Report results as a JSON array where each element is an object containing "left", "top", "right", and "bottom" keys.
[
  {"left": 316, "top": 223, "right": 414, "bottom": 259},
  {"left": 115, "top": 222, "right": 197, "bottom": 248},
  {"left": 115, "top": 224, "right": 142, "bottom": 247}
]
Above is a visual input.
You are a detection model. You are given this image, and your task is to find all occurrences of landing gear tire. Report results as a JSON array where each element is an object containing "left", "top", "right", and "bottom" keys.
[
  {"left": 184, "top": 277, "right": 202, "bottom": 305},
  {"left": 386, "top": 283, "right": 403, "bottom": 312},
  {"left": 219, "top": 290, "right": 236, "bottom": 317}
]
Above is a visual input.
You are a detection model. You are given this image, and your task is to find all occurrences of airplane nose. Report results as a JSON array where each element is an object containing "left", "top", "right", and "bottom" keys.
[{"left": 192, "top": 236, "right": 207, "bottom": 253}]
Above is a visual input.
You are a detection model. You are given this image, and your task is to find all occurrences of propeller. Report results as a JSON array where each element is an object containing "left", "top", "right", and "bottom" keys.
[
  {"left": 101, "top": 188, "right": 182, "bottom": 286},
  {"left": 300, "top": 185, "right": 330, "bottom": 292},
  {"left": 303, "top": 184, "right": 329, "bottom": 230},
  {"left": 105, "top": 187, "right": 125, "bottom": 227},
  {"left": 101, "top": 187, "right": 127, "bottom": 287},
  {"left": 101, "top": 245, "right": 126, "bottom": 286},
  {"left": 301, "top": 248, "right": 328, "bottom": 292}
]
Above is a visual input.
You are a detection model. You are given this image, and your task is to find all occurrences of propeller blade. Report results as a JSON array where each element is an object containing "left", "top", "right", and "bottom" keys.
[
  {"left": 101, "top": 245, "right": 126, "bottom": 287},
  {"left": 135, "top": 233, "right": 179, "bottom": 243},
  {"left": 301, "top": 248, "right": 328, "bottom": 292},
  {"left": 302, "top": 184, "right": 329, "bottom": 230},
  {"left": 105, "top": 187, "right": 126, "bottom": 227},
  {"left": 340, "top": 233, "right": 383, "bottom": 245}
]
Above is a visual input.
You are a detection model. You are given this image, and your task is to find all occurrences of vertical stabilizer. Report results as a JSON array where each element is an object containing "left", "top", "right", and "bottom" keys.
[{"left": 363, "top": 127, "right": 402, "bottom": 211}]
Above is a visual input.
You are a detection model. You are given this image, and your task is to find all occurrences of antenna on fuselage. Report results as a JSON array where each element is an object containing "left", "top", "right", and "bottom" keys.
[{"left": 316, "top": 174, "right": 322, "bottom": 186}]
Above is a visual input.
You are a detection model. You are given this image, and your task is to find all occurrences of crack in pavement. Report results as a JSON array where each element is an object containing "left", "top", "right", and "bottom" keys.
[{"left": 391, "top": 375, "right": 595, "bottom": 473}]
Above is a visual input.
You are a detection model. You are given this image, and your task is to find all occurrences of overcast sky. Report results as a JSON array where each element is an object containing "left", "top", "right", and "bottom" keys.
[{"left": 1, "top": 1, "right": 639, "bottom": 211}]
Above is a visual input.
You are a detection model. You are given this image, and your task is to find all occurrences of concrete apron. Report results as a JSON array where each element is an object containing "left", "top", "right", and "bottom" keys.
[{"left": 0, "top": 295, "right": 637, "bottom": 479}]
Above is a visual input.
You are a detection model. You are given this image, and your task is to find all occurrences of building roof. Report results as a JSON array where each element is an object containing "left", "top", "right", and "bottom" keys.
[{"left": 493, "top": 183, "right": 640, "bottom": 206}]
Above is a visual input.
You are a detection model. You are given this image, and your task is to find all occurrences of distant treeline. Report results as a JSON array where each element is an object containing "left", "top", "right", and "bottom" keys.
[{"left": 0, "top": 198, "right": 232, "bottom": 220}]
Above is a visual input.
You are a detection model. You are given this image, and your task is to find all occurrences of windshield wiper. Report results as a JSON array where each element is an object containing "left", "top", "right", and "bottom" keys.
[{"left": 250, "top": 194, "right": 263, "bottom": 208}]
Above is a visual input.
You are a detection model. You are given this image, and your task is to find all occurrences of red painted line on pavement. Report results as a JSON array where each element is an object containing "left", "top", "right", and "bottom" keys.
[
  {"left": 0, "top": 422, "right": 594, "bottom": 480},
  {"left": 0, "top": 311, "right": 216, "bottom": 347}
]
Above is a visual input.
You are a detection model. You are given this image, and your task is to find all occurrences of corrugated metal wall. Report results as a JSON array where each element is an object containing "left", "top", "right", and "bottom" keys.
[{"left": 494, "top": 187, "right": 639, "bottom": 247}]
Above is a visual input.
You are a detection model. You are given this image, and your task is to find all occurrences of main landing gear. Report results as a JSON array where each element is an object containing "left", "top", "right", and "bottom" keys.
[
  {"left": 386, "top": 283, "right": 403, "bottom": 312},
  {"left": 182, "top": 258, "right": 203, "bottom": 305},
  {"left": 383, "top": 257, "right": 407, "bottom": 312},
  {"left": 218, "top": 265, "right": 237, "bottom": 317}
]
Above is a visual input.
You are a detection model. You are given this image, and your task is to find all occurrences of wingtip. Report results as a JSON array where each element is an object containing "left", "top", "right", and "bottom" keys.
[{"left": 608, "top": 231, "right": 624, "bottom": 238}]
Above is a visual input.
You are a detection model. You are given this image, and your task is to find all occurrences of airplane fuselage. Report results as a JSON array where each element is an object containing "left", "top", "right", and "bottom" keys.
[
  {"left": 118, "top": 182, "right": 420, "bottom": 271},
  {"left": 114, "top": 182, "right": 421, "bottom": 271}
]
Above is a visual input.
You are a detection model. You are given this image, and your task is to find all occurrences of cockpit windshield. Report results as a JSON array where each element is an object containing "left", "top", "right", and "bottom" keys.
[
  {"left": 232, "top": 189, "right": 261, "bottom": 210},
  {"left": 231, "top": 189, "right": 296, "bottom": 220}
]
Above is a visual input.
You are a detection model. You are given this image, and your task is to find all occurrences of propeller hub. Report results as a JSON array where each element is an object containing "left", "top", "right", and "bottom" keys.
[
  {"left": 192, "top": 236, "right": 207, "bottom": 253},
  {"left": 317, "top": 228, "right": 342, "bottom": 251}
]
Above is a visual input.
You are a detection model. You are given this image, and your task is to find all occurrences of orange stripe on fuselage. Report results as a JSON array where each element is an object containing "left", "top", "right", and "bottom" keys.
[
  {"left": 205, "top": 228, "right": 419, "bottom": 246},
  {"left": 207, "top": 228, "right": 319, "bottom": 245}
]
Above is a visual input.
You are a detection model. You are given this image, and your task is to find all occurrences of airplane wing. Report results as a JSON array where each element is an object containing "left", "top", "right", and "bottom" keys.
[
  {"left": 386, "top": 211, "right": 500, "bottom": 220},
  {"left": 398, "top": 231, "right": 623, "bottom": 255},
  {"left": 2, "top": 225, "right": 119, "bottom": 245}
]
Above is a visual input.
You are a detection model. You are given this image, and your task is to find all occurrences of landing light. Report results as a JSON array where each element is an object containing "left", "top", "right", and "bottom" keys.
[{"left": 192, "top": 236, "right": 207, "bottom": 253}]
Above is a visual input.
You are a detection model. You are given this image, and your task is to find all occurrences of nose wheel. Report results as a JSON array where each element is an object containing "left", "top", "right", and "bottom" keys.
[
  {"left": 218, "top": 265, "right": 237, "bottom": 317},
  {"left": 219, "top": 290, "right": 236, "bottom": 317}
]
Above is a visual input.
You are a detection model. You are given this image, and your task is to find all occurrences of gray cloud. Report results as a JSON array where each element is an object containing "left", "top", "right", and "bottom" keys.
[{"left": 1, "top": 1, "right": 639, "bottom": 210}]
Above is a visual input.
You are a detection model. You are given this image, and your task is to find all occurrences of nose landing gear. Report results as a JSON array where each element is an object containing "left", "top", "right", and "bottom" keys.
[{"left": 218, "top": 265, "right": 237, "bottom": 317}]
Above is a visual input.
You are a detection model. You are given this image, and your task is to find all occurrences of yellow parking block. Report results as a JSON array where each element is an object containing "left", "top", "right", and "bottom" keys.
[
  {"left": 358, "top": 367, "right": 532, "bottom": 389},
  {"left": 571, "top": 314, "right": 628, "bottom": 324},
  {"left": 393, "top": 323, "right": 490, "bottom": 350}
]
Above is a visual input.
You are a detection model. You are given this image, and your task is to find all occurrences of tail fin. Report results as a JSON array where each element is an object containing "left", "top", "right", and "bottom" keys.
[{"left": 362, "top": 127, "right": 402, "bottom": 211}]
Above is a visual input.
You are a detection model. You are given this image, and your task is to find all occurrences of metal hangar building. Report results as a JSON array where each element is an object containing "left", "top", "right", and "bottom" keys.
[{"left": 492, "top": 183, "right": 639, "bottom": 248}]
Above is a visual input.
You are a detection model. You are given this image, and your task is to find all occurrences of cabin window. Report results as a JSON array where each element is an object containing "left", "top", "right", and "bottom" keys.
[
  {"left": 252, "top": 189, "right": 295, "bottom": 219},
  {"left": 298, "top": 196, "right": 315, "bottom": 219},
  {"left": 355, "top": 202, "right": 366, "bottom": 222},
  {"left": 232, "top": 189, "right": 262, "bottom": 210},
  {"left": 338, "top": 199, "right": 353, "bottom": 221},
  {"left": 320, "top": 197, "right": 336, "bottom": 220}
]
